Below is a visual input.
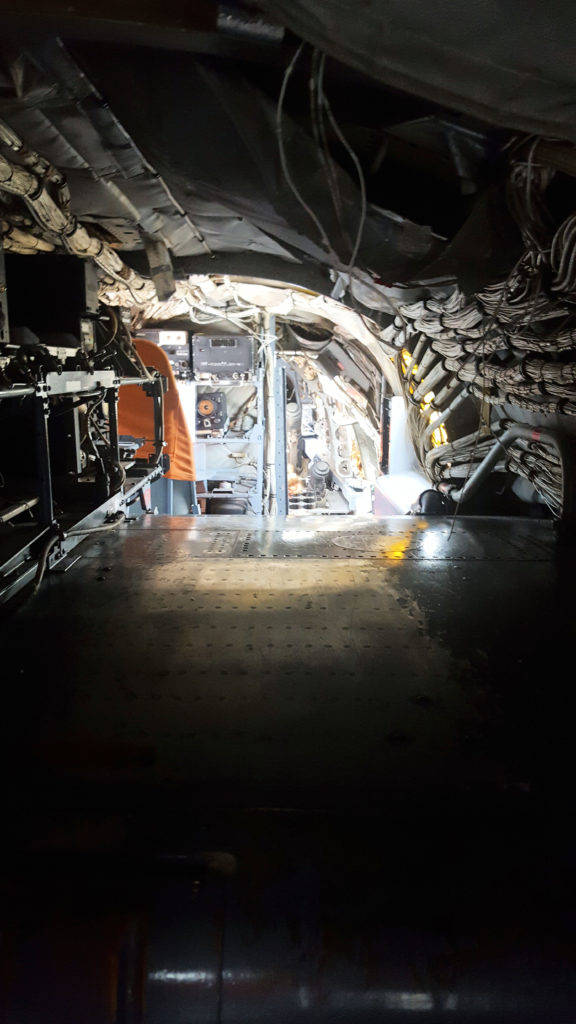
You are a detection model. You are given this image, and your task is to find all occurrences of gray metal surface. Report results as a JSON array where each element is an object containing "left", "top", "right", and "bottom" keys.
[
  {"left": 274, "top": 358, "right": 288, "bottom": 515},
  {"left": 191, "top": 369, "right": 265, "bottom": 515},
  {"left": 0, "top": 244, "right": 7, "bottom": 348},
  {"left": 0, "top": 513, "right": 565, "bottom": 812},
  {"left": 74, "top": 512, "right": 555, "bottom": 559},
  {"left": 2, "top": 513, "right": 575, "bottom": 1024}
]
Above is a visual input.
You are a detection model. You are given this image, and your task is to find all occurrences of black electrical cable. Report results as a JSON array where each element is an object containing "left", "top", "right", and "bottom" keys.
[
  {"left": 53, "top": 390, "right": 105, "bottom": 417},
  {"left": 31, "top": 532, "right": 61, "bottom": 595},
  {"left": 0, "top": 529, "right": 61, "bottom": 617}
]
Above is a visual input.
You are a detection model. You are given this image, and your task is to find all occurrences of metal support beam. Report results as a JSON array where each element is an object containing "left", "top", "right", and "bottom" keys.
[
  {"left": 262, "top": 313, "right": 278, "bottom": 515},
  {"left": 379, "top": 376, "right": 390, "bottom": 475},
  {"left": 0, "top": 498, "right": 39, "bottom": 525},
  {"left": 0, "top": 243, "right": 8, "bottom": 347},
  {"left": 0, "top": 387, "right": 35, "bottom": 400},
  {"left": 143, "top": 376, "right": 166, "bottom": 470},
  {"left": 449, "top": 426, "right": 576, "bottom": 520},
  {"left": 274, "top": 358, "right": 288, "bottom": 515},
  {"left": 34, "top": 393, "right": 54, "bottom": 528},
  {"left": 106, "top": 387, "right": 120, "bottom": 466},
  {"left": 105, "top": 384, "right": 124, "bottom": 495},
  {"left": 189, "top": 480, "right": 200, "bottom": 516}
]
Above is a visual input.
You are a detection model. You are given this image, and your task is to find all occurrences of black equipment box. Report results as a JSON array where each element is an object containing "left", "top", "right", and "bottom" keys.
[
  {"left": 139, "top": 330, "right": 191, "bottom": 378},
  {"left": 192, "top": 334, "right": 255, "bottom": 379},
  {"left": 3, "top": 253, "right": 99, "bottom": 347},
  {"left": 196, "top": 391, "right": 228, "bottom": 434}
]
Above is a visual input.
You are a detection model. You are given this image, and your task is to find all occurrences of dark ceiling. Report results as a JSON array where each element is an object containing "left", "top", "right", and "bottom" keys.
[{"left": 1, "top": 0, "right": 575, "bottom": 298}]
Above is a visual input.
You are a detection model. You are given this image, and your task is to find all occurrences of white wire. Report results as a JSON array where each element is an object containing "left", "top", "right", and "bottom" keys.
[
  {"left": 276, "top": 42, "right": 337, "bottom": 259},
  {"left": 319, "top": 75, "right": 367, "bottom": 279}
]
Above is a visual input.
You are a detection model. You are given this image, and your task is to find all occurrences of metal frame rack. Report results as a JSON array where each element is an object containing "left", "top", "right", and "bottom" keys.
[
  {"left": 189, "top": 366, "right": 266, "bottom": 515},
  {"left": 0, "top": 370, "right": 166, "bottom": 604},
  {"left": 187, "top": 319, "right": 289, "bottom": 516},
  {"left": 190, "top": 366, "right": 266, "bottom": 516}
]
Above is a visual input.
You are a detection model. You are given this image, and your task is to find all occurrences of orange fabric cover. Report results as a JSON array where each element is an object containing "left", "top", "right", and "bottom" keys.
[{"left": 118, "top": 338, "right": 195, "bottom": 481}]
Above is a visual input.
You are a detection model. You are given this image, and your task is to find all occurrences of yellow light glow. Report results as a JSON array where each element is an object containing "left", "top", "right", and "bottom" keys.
[
  {"left": 379, "top": 521, "right": 428, "bottom": 561},
  {"left": 400, "top": 349, "right": 419, "bottom": 377},
  {"left": 431, "top": 424, "right": 448, "bottom": 447},
  {"left": 420, "top": 390, "right": 435, "bottom": 411}
]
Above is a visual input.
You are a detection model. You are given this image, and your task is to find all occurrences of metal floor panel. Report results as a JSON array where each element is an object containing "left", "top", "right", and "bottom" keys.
[
  {"left": 2, "top": 513, "right": 575, "bottom": 1024},
  {"left": 115, "top": 513, "right": 556, "bottom": 560},
  {"left": 0, "top": 514, "right": 568, "bottom": 812}
]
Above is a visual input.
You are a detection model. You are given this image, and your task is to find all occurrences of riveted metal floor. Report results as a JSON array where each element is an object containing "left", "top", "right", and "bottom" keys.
[
  {"left": 0, "top": 513, "right": 569, "bottom": 812},
  {"left": 2, "top": 514, "right": 575, "bottom": 1023}
]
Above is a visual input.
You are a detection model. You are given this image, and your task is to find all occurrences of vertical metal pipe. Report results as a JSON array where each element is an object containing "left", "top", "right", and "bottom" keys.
[
  {"left": 274, "top": 359, "right": 288, "bottom": 515},
  {"left": 0, "top": 243, "right": 9, "bottom": 347},
  {"left": 149, "top": 378, "right": 165, "bottom": 468},
  {"left": 189, "top": 480, "right": 200, "bottom": 516},
  {"left": 106, "top": 386, "right": 120, "bottom": 466},
  {"left": 379, "top": 377, "right": 390, "bottom": 475},
  {"left": 34, "top": 391, "right": 54, "bottom": 527},
  {"left": 262, "top": 314, "right": 277, "bottom": 514}
]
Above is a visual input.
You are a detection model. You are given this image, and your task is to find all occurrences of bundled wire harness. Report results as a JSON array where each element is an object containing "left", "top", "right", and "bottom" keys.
[
  {"left": 391, "top": 145, "right": 576, "bottom": 516},
  {"left": 0, "top": 118, "right": 156, "bottom": 303}
]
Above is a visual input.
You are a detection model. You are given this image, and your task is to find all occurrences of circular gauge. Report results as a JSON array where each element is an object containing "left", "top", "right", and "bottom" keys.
[{"left": 198, "top": 398, "right": 215, "bottom": 416}]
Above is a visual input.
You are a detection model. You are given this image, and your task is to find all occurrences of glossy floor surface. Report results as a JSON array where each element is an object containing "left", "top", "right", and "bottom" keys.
[
  {"left": 0, "top": 514, "right": 565, "bottom": 809},
  {"left": 1, "top": 515, "right": 574, "bottom": 1022}
]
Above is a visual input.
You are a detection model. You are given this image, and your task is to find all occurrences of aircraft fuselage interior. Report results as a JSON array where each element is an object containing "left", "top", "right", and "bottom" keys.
[{"left": 1, "top": 4, "right": 576, "bottom": 1022}]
